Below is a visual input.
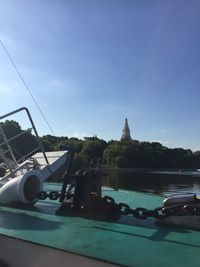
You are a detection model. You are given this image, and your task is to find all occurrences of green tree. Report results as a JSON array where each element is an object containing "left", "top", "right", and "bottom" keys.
[
  {"left": 0, "top": 120, "right": 38, "bottom": 160},
  {"left": 80, "top": 137, "right": 107, "bottom": 166}
]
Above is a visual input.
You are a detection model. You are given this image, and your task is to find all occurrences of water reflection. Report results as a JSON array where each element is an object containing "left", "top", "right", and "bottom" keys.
[{"left": 102, "top": 171, "right": 200, "bottom": 197}]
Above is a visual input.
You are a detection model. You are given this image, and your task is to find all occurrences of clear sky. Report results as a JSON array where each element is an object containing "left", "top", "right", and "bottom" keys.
[{"left": 0, "top": 0, "right": 200, "bottom": 150}]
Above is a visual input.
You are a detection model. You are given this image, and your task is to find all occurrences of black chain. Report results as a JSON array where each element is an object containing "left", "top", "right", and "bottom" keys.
[
  {"left": 37, "top": 191, "right": 61, "bottom": 200},
  {"left": 103, "top": 196, "right": 200, "bottom": 220},
  {"left": 37, "top": 191, "right": 200, "bottom": 220}
]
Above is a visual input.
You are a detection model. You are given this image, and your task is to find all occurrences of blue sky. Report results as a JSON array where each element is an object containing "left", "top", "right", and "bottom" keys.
[{"left": 0, "top": 0, "right": 200, "bottom": 150}]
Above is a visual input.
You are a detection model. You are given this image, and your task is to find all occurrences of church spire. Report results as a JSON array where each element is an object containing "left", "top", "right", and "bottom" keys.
[{"left": 121, "top": 118, "right": 132, "bottom": 141}]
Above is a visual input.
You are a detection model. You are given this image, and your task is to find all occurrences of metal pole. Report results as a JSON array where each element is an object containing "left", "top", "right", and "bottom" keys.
[
  {"left": 0, "top": 107, "right": 49, "bottom": 165},
  {"left": 0, "top": 124, "right": 17, "bottom": 163}
]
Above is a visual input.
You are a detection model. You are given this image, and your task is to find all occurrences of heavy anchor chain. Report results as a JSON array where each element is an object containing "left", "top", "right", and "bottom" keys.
[
  {"left": 104, "top": 196, "right": 200, "bottom": 220},
  {"left": 36, "top": 188, "right": 200, "bottom": 220},
  {"left": 37, "top": 191, "right": 60, "bottom": 201},
  {"left": 37, "top": 146, "right": 200, "bottom": 221}
]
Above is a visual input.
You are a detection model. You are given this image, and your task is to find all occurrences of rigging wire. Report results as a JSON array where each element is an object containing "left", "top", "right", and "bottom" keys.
[{"left": 0, "top": 38, "right": 56, "bottom": 136}]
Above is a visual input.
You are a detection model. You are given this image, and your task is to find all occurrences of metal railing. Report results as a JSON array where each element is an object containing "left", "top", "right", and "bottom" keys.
[{"left": 0, "top": 107, "right": 49, "bottom": 177}]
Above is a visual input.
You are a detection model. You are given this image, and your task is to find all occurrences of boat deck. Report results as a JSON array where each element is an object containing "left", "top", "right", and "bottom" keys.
[{"left": 0, "top": 183, "right": 199, "bottom": 267}]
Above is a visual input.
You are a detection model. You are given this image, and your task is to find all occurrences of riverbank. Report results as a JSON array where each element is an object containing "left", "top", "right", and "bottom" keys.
[{"left": 99, "top": 166, "right": 200, "bottom": 175}]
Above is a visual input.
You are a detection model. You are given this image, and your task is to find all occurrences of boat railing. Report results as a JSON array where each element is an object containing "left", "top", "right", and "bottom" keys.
[{"left": 0, "top": 107, "right": 49, "bottom": 178}]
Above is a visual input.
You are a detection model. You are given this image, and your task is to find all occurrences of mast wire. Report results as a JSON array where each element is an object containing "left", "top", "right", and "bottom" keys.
[{"left": 0, "top": 38, "right": 56, "bottom": 136}]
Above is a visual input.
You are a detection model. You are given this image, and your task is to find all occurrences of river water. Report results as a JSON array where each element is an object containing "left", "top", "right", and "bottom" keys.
[{"left": 102, "top": 170, "right": 200, "bottom": 197}]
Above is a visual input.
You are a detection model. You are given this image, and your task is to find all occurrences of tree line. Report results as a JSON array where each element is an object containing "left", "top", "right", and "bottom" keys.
[{"left": 1, "top": 120, "right": 200, "bottom": 170}]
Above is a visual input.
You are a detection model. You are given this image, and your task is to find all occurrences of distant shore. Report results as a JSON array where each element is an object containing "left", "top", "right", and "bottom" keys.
[
  {"left": 99, "top": 166, "right": 199, "bottom": 174},
  {"left": 99, "top": 166, "right": 200, "bottom": 176}
]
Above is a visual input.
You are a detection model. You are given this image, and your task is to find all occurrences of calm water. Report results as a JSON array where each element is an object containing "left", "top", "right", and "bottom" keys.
[{"left": 102, "top": 171, "right": 200, "bottom": 197}]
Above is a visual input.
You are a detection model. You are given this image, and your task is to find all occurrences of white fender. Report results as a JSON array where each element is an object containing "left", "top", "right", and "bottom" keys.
[{"left": 0, "top": 170, "right": 42, "bottom": 204}]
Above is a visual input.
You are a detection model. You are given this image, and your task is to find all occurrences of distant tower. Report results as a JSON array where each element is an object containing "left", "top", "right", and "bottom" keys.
[{"left": 121, "top": 118, "right": 132, "bottom": 141}]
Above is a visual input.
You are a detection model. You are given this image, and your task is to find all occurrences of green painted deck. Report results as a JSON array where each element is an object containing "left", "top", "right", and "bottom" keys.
[{"left": 0, "top": 183, "right": 199, "bottom": 267}]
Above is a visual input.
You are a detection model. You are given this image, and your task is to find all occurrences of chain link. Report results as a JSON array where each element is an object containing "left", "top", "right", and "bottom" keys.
[
  {"left": 104, "top": 196, "right": 200, "bottom": 220},
  {"left": 36, "top": 191, "right": 200, "bottom": 220},
  {"left": 37, "top": 191, "right": 61, "bottom": 201}
]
